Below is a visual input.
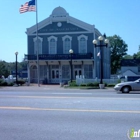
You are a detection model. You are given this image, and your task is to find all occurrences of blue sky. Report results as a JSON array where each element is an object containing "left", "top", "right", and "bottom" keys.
[{"left": 0, "top": 0, "right": 140, "bottom": 62}]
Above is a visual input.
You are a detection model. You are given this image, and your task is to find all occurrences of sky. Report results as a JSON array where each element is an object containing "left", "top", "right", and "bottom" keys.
[{"left": 0, "top": 0, "right": 140, "bottom": 62}]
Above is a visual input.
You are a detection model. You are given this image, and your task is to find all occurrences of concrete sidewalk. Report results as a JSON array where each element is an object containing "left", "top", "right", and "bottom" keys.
[
  {"left": 0, "top": 84, "right": 62, "bottom": 91},
  {"left": 0, "top": 84, "right": 114, "bottom": 92}
]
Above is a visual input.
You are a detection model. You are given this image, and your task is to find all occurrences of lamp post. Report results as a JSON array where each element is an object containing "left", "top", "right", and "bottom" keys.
[
  {"left": 92, "top": 35, "right": 109, "bottom": 86},
  {"left": 69, "top": 49, "right": 73, "bottom": 82},
  {"left": 15, "top": 52, "right": 18, "bottom": 86}
]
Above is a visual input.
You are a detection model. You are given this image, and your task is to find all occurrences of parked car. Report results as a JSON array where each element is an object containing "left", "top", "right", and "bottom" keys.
[{"left": 114, "top": 79, "right": 140, "bottom": 93}]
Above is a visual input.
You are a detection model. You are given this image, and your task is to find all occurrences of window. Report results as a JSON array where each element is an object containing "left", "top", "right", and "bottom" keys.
[
  {"left": 62, "top": 35, "right": 72, "bottom": 54},
  {"left": 78, "top": 35, "right": 88, "bottom": 53},
  {"left": 84, "top": 65, "right": 92, "bottom": 78},
  {"left": 33, "top": 37, "right": 43, "bottom": 54},
  {"left": 48, "top": 36, "right": 57, "bottom": 54},
  {"left": 62, "top": 65, "right": 70, "bottom": 79},
  {"left": 50, "top": 39, "right": 56, "bottom": 54}
]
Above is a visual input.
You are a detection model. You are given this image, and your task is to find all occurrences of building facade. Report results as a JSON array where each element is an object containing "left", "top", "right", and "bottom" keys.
[
  {"left": 25, "top": 6, "right": 110, "bottom": 84},
  {"left": 121, "top": 59, "right": 140, "bottom": 76}
]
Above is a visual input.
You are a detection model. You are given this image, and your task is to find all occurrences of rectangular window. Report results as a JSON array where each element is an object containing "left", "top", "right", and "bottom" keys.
[{"left": 84, "top": 65, "right": 92, "bottom": 78}]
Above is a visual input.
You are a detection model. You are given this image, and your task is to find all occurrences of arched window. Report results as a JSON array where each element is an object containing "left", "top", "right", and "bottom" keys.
[
  {"left": 62, "top": 35, "right": 72, "bottom": 54},
  {"left": 64, "top": 38, "right": 70, "bottom": 54},
  {"left": 48, "top": 36, "right": 57, "bottom": 54},
  {"left": 33, "top": 37, "right": 43, "bottom": 54},
  {"left": 50, "top": 38, "right": 56, "bottom": 54},
  {"left": 78, "top": 35, "right": 88, "bottom": 53}
]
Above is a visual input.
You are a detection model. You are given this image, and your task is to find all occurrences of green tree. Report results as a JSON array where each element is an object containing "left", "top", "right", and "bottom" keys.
[
  {"left": 107, "top": 35, "right": 128, "bottom": 74},
  {"left": 123, "top": 54, "right": 133, "bottom": 59},
  {"left": 0, "top": 61, "right": 10, "bottom": 77}
]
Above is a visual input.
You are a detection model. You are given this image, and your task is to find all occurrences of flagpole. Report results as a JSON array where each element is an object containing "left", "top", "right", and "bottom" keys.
[{"left": 35, "top": 0, "right": 40, "bottom": 87}]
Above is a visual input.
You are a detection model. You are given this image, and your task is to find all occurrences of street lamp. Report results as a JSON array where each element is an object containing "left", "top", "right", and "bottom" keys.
[
  {"left": 92, "top": 35, "right": 109, "bottom": 86},
  {"left": 15, "top": 52, "right": 18, "bottom": 86},
  {"left": 69, "top": 49, "right": 73, "bottom": 82}
]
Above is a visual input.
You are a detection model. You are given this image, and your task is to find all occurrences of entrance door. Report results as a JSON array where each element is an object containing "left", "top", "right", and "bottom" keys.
[
  {"left": 51, "top": 69, "right": 59, "bottom": 83},
  {"left": 74, "top": 69, "right": 82, "bottom": 79}
]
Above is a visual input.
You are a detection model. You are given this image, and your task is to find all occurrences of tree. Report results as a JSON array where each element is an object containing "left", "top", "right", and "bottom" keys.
[
  {"left": 123, "top": 54, "right": 133, "bottom": 59},
  {"left": 132, "top": 46, "right": 140, "bottom": 59},
  {"left": 0, "top": 61, "right": 10, "bottom": 77},
  {"left": 107, "top": 35, "right": 128, "bottom": 74}
]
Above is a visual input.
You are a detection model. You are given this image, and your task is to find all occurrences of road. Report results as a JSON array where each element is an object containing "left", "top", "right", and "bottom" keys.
[{"left": 0, "top": 85, "right": 140, "bottom": 140}]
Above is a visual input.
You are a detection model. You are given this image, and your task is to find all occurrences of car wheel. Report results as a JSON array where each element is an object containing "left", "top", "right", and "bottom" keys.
[{"left": 122, "top": 86, "right": 130, "bottom": 93}]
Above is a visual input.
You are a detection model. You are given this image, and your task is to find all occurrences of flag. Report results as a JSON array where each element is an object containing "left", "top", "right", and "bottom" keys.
[{"left": 19, "top": 0, "right": 36, "bottom": 14}]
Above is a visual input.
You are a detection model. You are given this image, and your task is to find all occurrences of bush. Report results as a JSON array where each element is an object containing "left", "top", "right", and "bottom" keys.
[
  {"left": 8, "top": 82, "right": 14, "bottom": 86},
  {"left": 17, "top": 80, "right": 26, "bottom": 85},
  {"left": 14, "top": 80, "right": 26, "bottom": 86},
  {"left": 80, "top": 83, "right": 87, "bottom": 87},
  {"left": 117, "top": 79, "right": 121, "bottom": 83},
  {"left": 68, "top": 80, "right": 77, "bottom": 86},
  {"left": 0, "top": 81, "right": 8, "bottom": 86},
  {"left": 107, "top": 84, "right": 116, "bottom": 87},
  {"left": 0, "top": 79, "right": 3, "bottom": 84},
  {"left": 93, "top": 82, "right": 99, "bottom": 87},
  {"left": 86, "top": 83, "right": 94, "bottom": 87},
  {"left": 103, "top": 83, "right": 107, "bottom": 87}
]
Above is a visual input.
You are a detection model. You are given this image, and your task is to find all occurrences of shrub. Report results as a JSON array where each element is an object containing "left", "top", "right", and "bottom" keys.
[
  {"left": 103, "top": 83, "right": 107, "bottom": 87},
  {"left": 86, "top": 83, "right": 94, "bottom": 87},
  {"left": 69, "top": 80, "right": 77, "bottom": 86},
  {"left": 8, "top": 82, "right": 14, "bottom": 86},
  {"left": 14, "top": 80, "right": 26, "bottom": 86},
  {"left": 80, "top": 83, "right": 87, "bottom": 87},
  {"left": 0, "top": 81, "right": 8, "bottom": 86},
  {"left": 0, "top": 79, "right": 3, "bottom": 84},
  {"left": 93, "top": 82, "right": 99, "bottom": 87},
  {"left": 17, "top": 80, "right": 26, "bottom": 85},
  {"left": 107, "top": 84, "right": 116, "bottom": 87},
  {"left": 117, "top": 79, "right": 121, "bottom": 83}
]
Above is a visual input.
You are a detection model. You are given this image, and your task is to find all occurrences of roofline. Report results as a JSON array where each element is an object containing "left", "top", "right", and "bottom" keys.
[{"left": 26, "top": 15, "right": 95, "bottom": 34}]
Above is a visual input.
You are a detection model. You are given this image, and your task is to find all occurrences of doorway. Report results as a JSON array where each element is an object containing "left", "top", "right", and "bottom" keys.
[
  {"left": 74, "top": 69, "right": 82, "bottom": 79},
  {"left": 51, "top": 68, "right": 59, "bottom": 83}
]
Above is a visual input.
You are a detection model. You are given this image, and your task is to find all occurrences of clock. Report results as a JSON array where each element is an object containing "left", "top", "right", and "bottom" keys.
[{"left": 57, "top": 22, "right": 62, "bottom": 27}]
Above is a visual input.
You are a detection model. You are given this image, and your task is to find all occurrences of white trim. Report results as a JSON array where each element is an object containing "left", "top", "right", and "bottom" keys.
[
  {"left": 27, "top": 31, "right": 92, "bottom": 36},
  {"left": 62, "top": 35, "right": 72, "bottom": 54},
  {"left": 33, "top": 36, "right": 43, "bottom": 42},
  {"left": 33, "top": 36, "right": 43, "bottom": 54},
  {"left": 48, "top": 36, "right": 57, "bottom": 54},
  {"left": 62, "top": 35, "right": 72, "bottom": 41},
  {"left": 78, "top": 35, "right": 88, "bottom": 53},
  {"left": 26, "top": 7, "right": 96, "bottom": 35},
  {"left": 48, "top": 36, "right": 57, "bottom": 41},
  {"left": 77, "top": 34, "right": 88, "bottom": 41}
]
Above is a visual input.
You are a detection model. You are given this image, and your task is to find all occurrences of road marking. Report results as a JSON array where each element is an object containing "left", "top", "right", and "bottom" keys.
[
  {"left": 0, "top": 95, "right": 140, "bottom": 100},
  {"left": 0, "top": 106, "right": 140, "bottom": 114}
]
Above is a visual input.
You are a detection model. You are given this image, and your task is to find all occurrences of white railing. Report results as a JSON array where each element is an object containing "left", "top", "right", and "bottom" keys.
[{"left": 76, "top": 75, "right": 120, "bottom": 85}]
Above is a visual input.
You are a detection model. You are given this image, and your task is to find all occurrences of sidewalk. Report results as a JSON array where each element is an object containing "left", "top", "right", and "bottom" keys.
[
  {"left": 0, "top": 84, "right": 62, "bottom": 91},
  {"left": 0, "top": 84, "right": 114, "bottom": 92}
]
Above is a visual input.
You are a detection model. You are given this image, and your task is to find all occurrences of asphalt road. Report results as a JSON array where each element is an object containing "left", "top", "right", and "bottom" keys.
[{"left": 0, "top": 85, "right": 140, "bottom": 140}]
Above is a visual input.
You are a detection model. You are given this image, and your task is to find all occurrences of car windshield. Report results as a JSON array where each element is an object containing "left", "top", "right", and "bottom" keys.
[{"left": 134, "top": 79, "right": 140, "bottom": 82}]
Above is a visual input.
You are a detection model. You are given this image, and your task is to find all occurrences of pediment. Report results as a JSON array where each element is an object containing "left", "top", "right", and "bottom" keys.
[{"left": 33, "top": 22, "right": 87, "bottom": 34}]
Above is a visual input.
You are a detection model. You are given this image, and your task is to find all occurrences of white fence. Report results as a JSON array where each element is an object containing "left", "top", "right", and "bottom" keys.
[{"left": 76, "top": 75, "right": 122, "bottom": 86}]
